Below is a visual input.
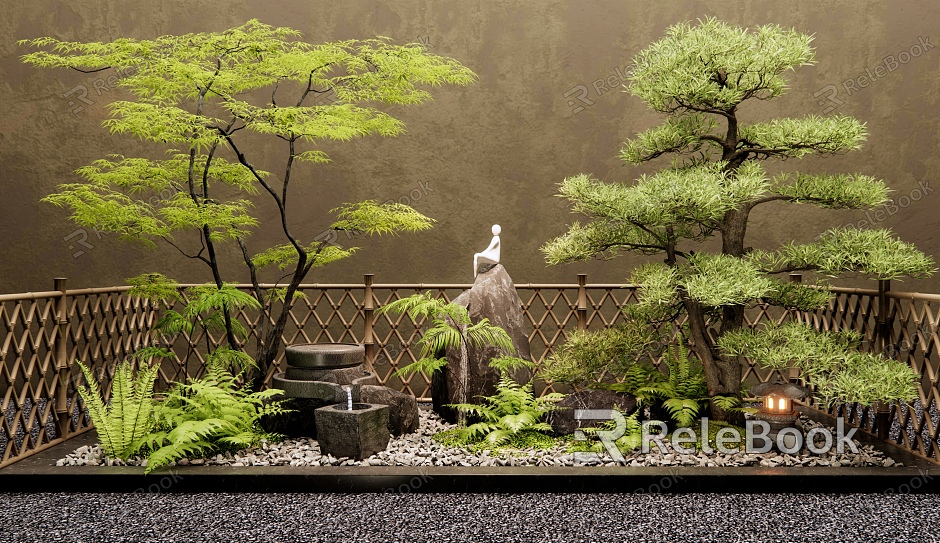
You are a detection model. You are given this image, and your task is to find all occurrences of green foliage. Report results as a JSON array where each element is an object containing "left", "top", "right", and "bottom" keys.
[
  {"left": 760, "top": 279, "right": 833, "bottom": 311},
  {"left": 565, "top": 411, "right": 644, "bottom": 454},
  {"left": 737, "top": 115, "right": 866, "bottom": 158},
  {"left": 24, "top": 21, "right": 475, "bottom": 382},
  {"left": 76, "top": 359, "right": 160, "bottom": 461},
  {"left": 330, "top": 200, "right": 436, "bottom": 236},
  {"left": 681, "top": 253, "right": 775, "bottom": 307},
  {"left": 377, "top": 292, "right": 515, "bottom": 379},
  {"left": 771, "top": 172, "right": 888, "bottom": 209},
  {"left": 252, "top": 243, "right": 356, "bottom": 271},
  {"left": 538, "top": 322, "right": 658, "bottom": 387},
  {"left": 751, "top": 228, "right": 936, "bottom": 280},
  {"left": 140, "top": 365, "right": 289, "bottom": 473},
  {"left": 628, "top": 17, "right": 815, "bottom": 114},
  {"left": 718, "top": 321, "right": 918, "bottom": 407},
  {"left": 541, "top": 17, "right": 934, "bottom": 416},
  {"left": 446, "top": 369, "right": 564, "bottom": 449},
  {"left": 151, "top": 283, "right": 260, "bottom": 342},
  {"left": 632, "top": 342, "right": 709, "bottom": 427},
  {"left": 127, "top": 273, "right": 182, "bottom": 302}
]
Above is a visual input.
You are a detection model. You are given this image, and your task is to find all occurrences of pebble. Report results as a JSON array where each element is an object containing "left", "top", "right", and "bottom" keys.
[{"left": 56, "top": 412, "right": 905, "bottom": 469}]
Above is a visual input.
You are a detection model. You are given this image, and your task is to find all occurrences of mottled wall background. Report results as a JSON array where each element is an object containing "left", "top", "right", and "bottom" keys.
[{"left": 1, "top": 0, "right": 939, "bottom": 294}]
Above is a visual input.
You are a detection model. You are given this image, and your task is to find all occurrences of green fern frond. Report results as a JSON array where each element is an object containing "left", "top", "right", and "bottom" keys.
[{"left": 76, "top": 360, "right": 158, "bottom": 461}]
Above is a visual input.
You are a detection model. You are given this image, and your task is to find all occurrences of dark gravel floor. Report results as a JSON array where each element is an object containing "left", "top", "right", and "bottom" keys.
[{"left": 3, "top": 493, "right": 940, "bottom": 543}]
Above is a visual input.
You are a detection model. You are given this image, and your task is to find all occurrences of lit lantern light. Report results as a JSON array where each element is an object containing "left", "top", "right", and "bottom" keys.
[
  {"left": 751, "top": 378, "right": 811, "bottom": 449},
  {"left": 764, "top": 395, "right": 790, "bottom": 414}
]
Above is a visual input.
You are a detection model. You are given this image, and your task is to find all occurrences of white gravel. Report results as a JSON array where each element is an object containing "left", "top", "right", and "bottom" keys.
[{"left": 57, "top": 410, "right": 902, "bottom": 469}]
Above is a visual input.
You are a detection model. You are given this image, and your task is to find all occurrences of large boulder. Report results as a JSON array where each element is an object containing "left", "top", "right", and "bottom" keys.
[
  {"left": 433, "top": 264, "right": 532, "bottom": 422},
  {"left": 360, "top": 385, "right": 419, "bottom": 436},
  {"left": 547, "top": 389, "right": 638, "bottom": 436}
]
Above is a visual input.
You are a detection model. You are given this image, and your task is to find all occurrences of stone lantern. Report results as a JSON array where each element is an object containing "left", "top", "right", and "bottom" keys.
[{"left": 751, "top": 378, "right": 810, "bottom": 448}]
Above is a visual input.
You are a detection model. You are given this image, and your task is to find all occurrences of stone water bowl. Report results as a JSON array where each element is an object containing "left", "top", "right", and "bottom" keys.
[{"left": 314, "top": 402, "right": 390, "bottom": 460}]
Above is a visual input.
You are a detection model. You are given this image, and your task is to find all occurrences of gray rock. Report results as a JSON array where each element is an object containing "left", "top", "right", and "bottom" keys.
[
  {"left": 315, "top": 403, "right": 390, "bottom": 460},
  {"left": 547, "top": 389, "right": 638, "bottom": 436},
  {"left": 434, "top": 264, "right": 533, "bottom": 422},
  {"left": 360, "top": 385, "right": 419, "bottom": 436}
]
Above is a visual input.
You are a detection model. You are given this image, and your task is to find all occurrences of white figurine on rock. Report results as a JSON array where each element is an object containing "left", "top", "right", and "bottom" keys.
[{"left": 473, "top": 224, "right": 501, "bottom": 277}]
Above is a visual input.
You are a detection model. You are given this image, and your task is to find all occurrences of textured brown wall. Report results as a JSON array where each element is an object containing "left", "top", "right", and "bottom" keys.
[{"left": 1, "top": 0, "right": 939, "bottom": 294}]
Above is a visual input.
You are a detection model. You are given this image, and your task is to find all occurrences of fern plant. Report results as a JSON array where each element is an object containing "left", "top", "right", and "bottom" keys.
[
  {"left": 140, "top": 364, "right": 288, "bottom": 473},
  {"left": 377, "top": 292, "right": 514, "bottom": 425},
  {"left": 632, "top": 342, "right": 709, "bottom": 427},
  {"left": 76, "top": 358, "right": 160, "bottom": 461},
  {"left": 441, "top": 357, "right": 564, "bottom": 448}
]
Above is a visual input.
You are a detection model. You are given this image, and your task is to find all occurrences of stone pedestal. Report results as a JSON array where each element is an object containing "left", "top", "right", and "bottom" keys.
[{"left": 315, "top": 403, "right": 390, "bottom": 460}]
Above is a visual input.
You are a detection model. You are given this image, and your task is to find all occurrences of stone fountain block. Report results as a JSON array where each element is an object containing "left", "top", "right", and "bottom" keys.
[
  {"left": 360, "top": 385, "right": 419, "bottom": 436},
  {"left": 272, "top": 373, "right": 360, "bottom": 402},
  {"left": 315, "top": 403, "right": 390, "bottom": 460},
  {"left": 284, "top": 366, "right": 378, "bottom": 386},
  {"left": 285, "top": 343, "right": 364, "bottom": 369}
]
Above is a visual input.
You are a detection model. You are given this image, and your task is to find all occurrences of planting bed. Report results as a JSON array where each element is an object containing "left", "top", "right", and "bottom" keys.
[{"left": 56, "top": 408, "right": 901, "bottom": 470}]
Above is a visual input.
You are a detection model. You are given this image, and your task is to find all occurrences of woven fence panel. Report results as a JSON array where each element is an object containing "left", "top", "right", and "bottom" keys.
[
  {"left": 0, "top": 287, "right": 156, "bottom": 468},
  {"left": 3, "top": 279, "right": 938, "bottom": 467}
]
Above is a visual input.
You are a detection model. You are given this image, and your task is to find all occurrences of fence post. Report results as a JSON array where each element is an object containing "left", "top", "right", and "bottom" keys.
[
  {"left": 876, "top": 279, "right": 892, "bottom": 440},
  {"left": 787, "top": 273, "right": 804, "bottom": 383},
  {"left": 363, "top": 274, "right": 375, "bottom": 370},
  {"left": 876, "top": 279, "right": 891, "bottom": 352},
  {"left": 53, "top": 277, "right": 70, "bottom": 439},
  {"left": 577, "top": 273, "right": 587, "bottom": 331}
]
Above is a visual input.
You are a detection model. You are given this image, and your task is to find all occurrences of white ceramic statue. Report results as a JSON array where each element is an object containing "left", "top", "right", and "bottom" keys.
[{"left": 473, "top": 224, "right": 501, "bottom": 277}]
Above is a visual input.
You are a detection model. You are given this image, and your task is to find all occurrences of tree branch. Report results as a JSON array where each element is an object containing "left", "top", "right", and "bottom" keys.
[{"left": 160, "top": 237, "right": 210, "bottom": 265}]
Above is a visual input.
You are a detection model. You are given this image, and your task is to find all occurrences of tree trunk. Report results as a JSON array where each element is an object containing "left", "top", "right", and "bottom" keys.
[{"left": 252, "top": 266, "right": 306, "bottom": 391}]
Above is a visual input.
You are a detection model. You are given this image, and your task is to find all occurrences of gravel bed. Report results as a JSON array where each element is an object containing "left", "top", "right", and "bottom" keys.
[
  {"left": 3, "top": 492, "right": 940, "bottom": 543},
  {"left": 58, "top": 409, "right": 902, "bottom": 469}
]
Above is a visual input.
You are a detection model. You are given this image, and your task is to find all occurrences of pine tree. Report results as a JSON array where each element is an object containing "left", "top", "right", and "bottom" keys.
[
  {"left": 21, "top": 21, "right": 476, "bottom": 387},
  {"left": 542, "top": 18, "right": 933, "bottom": 422}
]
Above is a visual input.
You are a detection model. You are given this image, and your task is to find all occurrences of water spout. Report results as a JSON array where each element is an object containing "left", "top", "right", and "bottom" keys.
[{"left": 344, "top": 386, "right": 352, "bottom": 411}]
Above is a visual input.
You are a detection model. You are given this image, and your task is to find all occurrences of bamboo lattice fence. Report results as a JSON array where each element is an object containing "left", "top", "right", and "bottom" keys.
[{"left": 2, "top": 274, "right": 938, "bottom": 467}]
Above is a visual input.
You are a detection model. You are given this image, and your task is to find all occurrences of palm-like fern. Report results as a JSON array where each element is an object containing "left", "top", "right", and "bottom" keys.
[
  {"left": 378, "top": 292, "right": 516, "bottom": 426},
  {"left": 446, "top": 358, "right": 564, "bottom": 447},
  {"left": 132, "top": 275, "right": 261, "bottom": 376},
  {"left": 76, "top": 359, "right": 160, "bottom": 460},
  {"left": 140, "top": 365, "right": 288, "bottom": 473},
  {"left": 378, "top": 292, "right": 514, "bottom": 377}
]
